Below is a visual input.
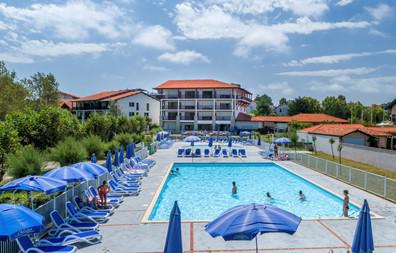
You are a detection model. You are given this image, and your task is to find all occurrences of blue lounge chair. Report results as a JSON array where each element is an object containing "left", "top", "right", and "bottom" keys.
[
  {"left": 38, "top": 230, "right": 102, "bottom": 246},
  {"left": 177, "top": 148, "right": 184, "bottom": 157},
  {"left": 66, "top": 202, "right": 109, "bottom": 223},
  {"left": 260, "top": 149, "right": 274, "bottom": 160},
  {"left": 222, "top": 149, "right": 228, "bottom": 158},
  {"left": 194, "top": 148, "right": 201, "bottom": 157},
  {"left": 112, "top": 172, "right": 141, "bottom": 187},
  {"left": 184, "top": 148, "right": 192, "bottom": 157},
  {"left": 239, "top": 149, "right": 247, "bottom": 158},
  {"left": 135, "top": 155, "right": 156, "bottom": 167},
  {"left": 213, "top": 149, "right": 220, "bottom": 157},
  {"left": 129, "top": 158, "right": 150, "bottom": 171},
  {"left": 108, "top": 180, "right": 140, "bottom": 196},
  {"left": 204, "top": 148, "right": 210, "bottom": 157},
  {"left": 88, "top": 186, "right": 123, "bottom": 206},
  {"left": 48, "top": 210, "right": 99, "bottom": 236},
  {"left": 73, "top": 196, "right": 115, "bottom": 214},
  {"left": 231, "top": 148, "right": 238, "bottom": 158},
  {"left": 16, "top": 236, "right": 77, "bottom": 253}
]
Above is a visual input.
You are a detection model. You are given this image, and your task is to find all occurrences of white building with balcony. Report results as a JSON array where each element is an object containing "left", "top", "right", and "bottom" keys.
[{"left": 154, "top": 79, "right": 252, "bottom": 132}]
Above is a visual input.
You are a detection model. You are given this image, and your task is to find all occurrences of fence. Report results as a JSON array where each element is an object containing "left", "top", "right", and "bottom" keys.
[
  {"left": 0, "top": 146, "right": 148, "bottom": 253},
  {"left": 288, "top": 153, "right": 396, "bottom": 203}
]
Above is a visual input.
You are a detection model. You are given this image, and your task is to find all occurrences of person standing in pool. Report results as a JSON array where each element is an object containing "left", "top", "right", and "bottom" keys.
[
  {"left": 266, "top": 192, "right": 273, "bottom": 201},
  {"left": 232, "top": 181, "right": 237, "bottom": 195},
  {"left": 299, "top": 190, "right": 306, "bottom": 201},
  {"left": 343, "top": 190, "right": 349, "bottom": 217}
]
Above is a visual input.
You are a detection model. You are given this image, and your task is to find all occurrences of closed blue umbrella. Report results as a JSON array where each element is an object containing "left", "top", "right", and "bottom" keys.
[
  {"left": 119, "top": 145, "right": 124, "bottom": 164},
  {"left": 164, "top": 201, "right": 182, "bottom": 253},
  {"left": 352, "top": 200, "right": 374, "bottom": 253},
  {"left": 208, "top": 137, "right": 213, "bottom": 147},
  {"left": 0, "top": 204, "right": 44, "bottom": 241},
  {"left": 257, "top": 136, "right": 261, "bottom": 146},
  {"left": 273, "top": 138, "right": 291, "bottom": 144},
  {"left": 44, "top": 165, "right": 95, "bottom": 183},
  {"left": 248, "top": 132, "right": 252, "bottom": 139},
  {"left": 114, "top": 148, "right": 119, "bottom": 167},
  {"left": 106, "top": 151, "right": 112, "bottom": 172},
  {"left": 126, "top": 144, "right": 131, "bottom": 159},
  {"left": 0, "top": 176, "right": 67, "bottom": 195},
  {"left": 72, "top": 162, "right": 107, "bottom": 178},
  {"left": 131, "top": 143, "right": 135, "bottom": 158},
  {"left": 228, "top": 137, "right": 232, "bottom": 147},
  {"left": 206, "top": 204, "right": 301, "bottom": 253},
  {"left": 91, "top": 153, "right": 97, "bottom": 163},
  {"left": 157, "top": 133, "right": 161, "bottom": 142}
]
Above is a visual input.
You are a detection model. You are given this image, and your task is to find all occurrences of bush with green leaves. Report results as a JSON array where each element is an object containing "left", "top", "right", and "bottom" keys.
[
  {"left": 50, "top": 137, "right": 87, "bottom": 166},
  {"left": 82, "top": 135, "right": 105, "bottom": 160},
  {"left": 105, "top": 140, "right": 120, "bottom": 153},
  {"left": 0, "top": 121, "right": 20, "bottom": 181},
  {"left": 114, "top": 133, "right": 134, "bottom": 148},
  {"left": 83, "top": 113, "right": 117, "bottom": 141},
  {"left": 7, "top": 145, "right": 43, "bottom": 178}
]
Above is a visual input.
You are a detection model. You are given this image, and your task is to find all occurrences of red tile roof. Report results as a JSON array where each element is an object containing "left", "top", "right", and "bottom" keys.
[
  {"left": 74, "top": 89, "right": 146, "bottom": 102},
  {"left": 102, "top": 90, "right": 141, "bottom": 101},
  {"left": 235, "top": 112, "right": 252, "bottom": 121},
  {"left": 59, "top": 99, "right": 73, "bottom": 109},
  {"left": 252, "top": 116, "right": 291, "bottom": 122},
  {"left": 289, "top": 113, "right": 348, "bottom": 123},
  {"left": 155, "top": 79, "right": 251, "bottom": 93},
  {"left": 301, "top": 124, "right": 391, "bottom": 137},
  {"left": 367, "top": 127, "right": 396, "bottom": 135},
  {"left": 59, "top": 91, "right": 80, "bottom": 99}
]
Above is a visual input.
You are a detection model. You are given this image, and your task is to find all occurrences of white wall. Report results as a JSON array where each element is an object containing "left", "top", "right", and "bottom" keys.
[
  {"left": 117, "top": 93, "right": 160, "bottom": 125},
  {"left": 235, "top": 121, "right": 262, "bottom": 130}
]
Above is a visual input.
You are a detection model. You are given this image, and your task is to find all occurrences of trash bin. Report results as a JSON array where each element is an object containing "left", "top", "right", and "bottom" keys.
[{"left": 149, "top": 143, "right": 155, "bottom": 155}]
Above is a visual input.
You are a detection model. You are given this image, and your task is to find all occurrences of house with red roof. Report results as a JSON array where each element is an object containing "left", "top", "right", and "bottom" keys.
[
  {"left": 154, "top": 79, "right": 252, "bottom": 132},
  {"left": 70, "top": 89, "right": 160, "bottom": 124}
]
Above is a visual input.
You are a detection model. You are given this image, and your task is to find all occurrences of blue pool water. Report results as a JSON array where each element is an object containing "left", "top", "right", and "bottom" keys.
[{"left": 149, "top": 163, "right": 360, "bottom": 221}]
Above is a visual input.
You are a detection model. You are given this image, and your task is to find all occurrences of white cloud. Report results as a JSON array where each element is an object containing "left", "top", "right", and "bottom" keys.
[
  {"left": 278, "top": 67, "right": 377, "bottom": 77},
  {"left": 259, "top": 82, "right": 294, "bottom": 96},
  {"left": 0, "top": 52, "right": 34, "bottom": 63},
  {"left": 158, "top": 50, "right": 210, "bottom": 64},
  {"left": 132, "top": 25, "right": 175, "bottom": 51},
  {"left": 366, "top": 4, "right": 392, "bottom": 21},
  {"left": 336, "top": 0, "right": 353, "bottom": 7},
  {"left": 174, "top": 2, "right": 371, "bottom": 56},
  {"left": 0, "top": 1, "right": 132, "bottom": 40},
  {"left": 143, "top": 64, "right": 169, "bottom": 72},
  {"left": 309, "top": 81, "right": 346, "bottom": 92},
  {"left": 285, "top": 49, "right": 396, "bottom": 66}
]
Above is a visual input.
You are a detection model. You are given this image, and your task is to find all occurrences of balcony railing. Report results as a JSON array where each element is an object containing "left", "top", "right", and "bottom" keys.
[
  {"left": 216, "top": 116, "right": 231, "bottom": 121},
  {"left": 160, "top": 95, "right": 234, "bottom": 99},
  {"left": 198, "top": 116, "right": 212, "bottom": 121},
  {"left": 180, "top": 116, "right": 195, "bottom": 120},
  {"left": 162, "top": 106, "right": 178, "bottom": 110},
  {"left": 216, "top": 105, "right": 231, "bottom": 110},
  {"left": 197, "top": 105, "right": 213, "bottom": 110},
  {"left": 179, "top": 106, "right": 195, "bottom": 110},
  {"left": 162, "top": 116, "right": 177, "bottom": 120}
]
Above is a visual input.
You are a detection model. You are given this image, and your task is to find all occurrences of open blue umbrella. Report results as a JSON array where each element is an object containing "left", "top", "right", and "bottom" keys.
[
  {"left": 228, "top": 137, "right": 232, "bottom": 147},
  {"left": 241, "top": 131, "right": 250, "bottom": 136},
  {"left": 184, "top": 136, "right": 201, "bottom": 143},
  {"left": 0, "top": 176, "right": 67, "bottom": 195},
  {"left": 164, "top": 201, "right": 182, "bottom": 253},
  {"left": 206, "top": 203, "right": 301, "bottom": 253},
  {"left": 352, "top": 200, "right": 374, "bottom": 253},
  {"left": 91, "top": 153, "right": 97, "bottom": 163},
  {"left": 114, "top": 148, "right": 119, "bottom": 167},
  {"left": 72, "top": 162, "right": 107, "bottom": 178},
  {"left": 0, "top": 204, "right": 44, "bottom": 241},
  {"left": 106, "top": 151, "right": 112, "bottom": 172},
  {"left": 119, "top": 145, "right": 124, "bottom": 164},
  {"left": 273, "top": 137, "right": 291, "bottom": 144},
  {"left": 44, "top": 165, "right": 95, "bottom": 183}
]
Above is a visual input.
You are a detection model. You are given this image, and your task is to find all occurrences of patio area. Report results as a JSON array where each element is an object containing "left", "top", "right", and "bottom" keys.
[{"left": 79, "top": 142, "right": 396, "bottom": 253}]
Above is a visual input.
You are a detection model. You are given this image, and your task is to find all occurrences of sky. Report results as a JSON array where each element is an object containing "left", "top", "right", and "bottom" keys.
[{"left": 0, "top": 0, "right": 395, "bottom": 105}]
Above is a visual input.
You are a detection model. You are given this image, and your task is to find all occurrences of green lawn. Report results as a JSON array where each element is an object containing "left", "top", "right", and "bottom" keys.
[{"left": 312, "top": 152, "right": 396, "bottom": 179}]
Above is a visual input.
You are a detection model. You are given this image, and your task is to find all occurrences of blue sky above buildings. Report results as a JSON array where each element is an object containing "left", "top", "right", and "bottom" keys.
[{"left": 0, "top": 0, "right": 395, "bottom": 105}]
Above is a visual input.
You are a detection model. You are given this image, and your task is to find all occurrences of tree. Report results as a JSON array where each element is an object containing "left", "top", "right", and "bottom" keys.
[
  {"left": 83, "top": 113, "right": 117, "bottom": 141},
  {"left": 347, "top": 101, "right": 364, "bottom": 123},
  {"left": 0, "top": 61, "right": 29, "bottom": 119},
  {"left": 254, "top": 94, "right": 274, "bottom": 115},
  {"left": 108, "top": 101, "right": 122, "bottom": 116},
  {"left": 279, "top": 97, "right": 288, "bottom": 106},
  {"left": 7, "top": 145, "right": 43, "bottom": 178},
  {"left": 322, "top": 95, "right": 348, "bottom": 119},
  {"left": 290, "top": 131, "right": 298, "bottom": 157},
  {"left": 337, "top": 143, "right": 343, "bottom": 164},
  {"left": 288, "top": 96, "right": 321, "bottom": 115},
  {"left": 0, "top": 121, "right": 20, "bottom": 181},
  {"left": 329, "top": 138, "right": 335, "bottom": 159},
  {"left": 23, "top": 72, "right": 60, "bottom": 106},
  {"left": 312, "top": 136, "right": 317, "bottom": 154}
]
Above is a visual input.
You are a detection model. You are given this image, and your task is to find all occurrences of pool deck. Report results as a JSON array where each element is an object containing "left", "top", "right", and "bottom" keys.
[{"left": 79, "top": 142, "right": 396, "bottom": 253}]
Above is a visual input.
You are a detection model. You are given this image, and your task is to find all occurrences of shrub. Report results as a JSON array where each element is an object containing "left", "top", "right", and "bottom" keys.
[
  {"left": 82, "top": 135, "right": 105, "bottom": 160},
  {"left": 143, "top": 135, "right": 154, "bottom": 145},
  {"left": 50, "top": 137, "right": 87, "bottom": 166},
  {"left": 7, "top": 145, "right": 43, "bottom": 178},
  {"left": 0, "top": 121, "right": 19, "bottom": 181},
  {"left": 0, "top": 192, "right": 30, "bottom": 206},
  {"left": 105, "top": 140, "right": 120, "bottom": 153},
  {"left": 114, "top": 133, "right": 134, "bottom": 147}
]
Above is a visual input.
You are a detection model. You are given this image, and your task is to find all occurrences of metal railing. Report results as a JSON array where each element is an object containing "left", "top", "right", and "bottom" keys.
[
  {"left": 0, "top": 147, "right": 148, "bottom": 252},
  {"left": 288, "top": 153, "right": 396, "bottom": 202}
]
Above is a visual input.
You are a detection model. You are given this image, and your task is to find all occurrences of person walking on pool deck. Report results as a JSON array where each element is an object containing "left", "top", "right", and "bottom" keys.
[
  {"left": 274, "top": 144, "right": 279, "bottom": 158},
  {"left": 98, "top": 180, "right": 110, "bottom": 208},
  {"left": 232, "top": 181, "right": 237, "bottom": 195},
  {"left": 343, "top": 190, "right": 349, "bottom": 217}
]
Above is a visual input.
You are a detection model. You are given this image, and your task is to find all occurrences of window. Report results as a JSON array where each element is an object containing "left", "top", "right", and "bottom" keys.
[
  {"left": 146, "top": 103, "right": 149, "bottom": 111},
  {"left": 136, "top": 102, "right": 139, "bottom": 110},
  {"left": 129, "top": 102, "right": 134, "bottom": 107},
  {"left": 129, "top": 112, "right": 135, "bottom": 116},
  {"left": 144, "top": 112, "right": 149, "bottom": 117}
]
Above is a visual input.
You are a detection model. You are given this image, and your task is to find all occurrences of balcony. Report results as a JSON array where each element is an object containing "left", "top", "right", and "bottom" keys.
[
  {"left": 197, "top": 105, "right": 213, "bottom": 110},
  {"left": 162, "top": 105, "right": 178, "bottom": 110},
  {"left": 216, "top": 116, "right": 231, "bottom": 121},
  {"left": 179, "top": 105, "right": 195, "bottom": 110},
  {"left": 217, "top": 94, "right": 232, "bottom": 99},
  {"left": 180, "top": 116, "right": 195, "bottom": 121},
  {"left": 198, "top": 116, "right": 212, "bottom": 121},
  {"left": 162, "top": 116, "right": 177, "bottom": 121},
  {"left": 216, "top": 105, "right": 231, "bottom": 110}
]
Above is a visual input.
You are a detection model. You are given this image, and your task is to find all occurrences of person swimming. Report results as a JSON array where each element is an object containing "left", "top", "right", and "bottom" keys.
[
  {"left": 266, "top": 192, "right": 273, "bottom": 200},
  {"left": 299, "top": 190, "right": 306, "bottom": 201},
  {"left": 176, "top": 168, "right": 180, "bottom": 173},
  {"left": 232, "top": 181, "right": 237, "bottom": 195}
]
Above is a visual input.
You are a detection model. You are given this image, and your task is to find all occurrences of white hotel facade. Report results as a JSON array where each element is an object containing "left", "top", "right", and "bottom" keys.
[{"left": 154, "top": 80, "right": 252, "bottom": 132}]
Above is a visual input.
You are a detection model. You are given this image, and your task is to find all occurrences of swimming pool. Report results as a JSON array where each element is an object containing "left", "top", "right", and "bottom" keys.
[{"left": 148, "top": 162, "right": 360, "bottom": 221}]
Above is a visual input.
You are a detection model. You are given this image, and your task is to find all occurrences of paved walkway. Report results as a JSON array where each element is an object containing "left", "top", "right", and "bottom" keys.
[{"left": 79, "top": 142, "right": 396, "bottom": 253}]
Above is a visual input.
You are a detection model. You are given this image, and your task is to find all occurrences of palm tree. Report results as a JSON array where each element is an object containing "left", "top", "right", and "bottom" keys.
[
  {"left": 337, "top": 143, "right": 343, "bottom": 164},
  {"left": 329, "top": 138, "right": 335, "bottom": 159},
  {"left": 312, "top": 136, "right": 317, "bottom": 154}
]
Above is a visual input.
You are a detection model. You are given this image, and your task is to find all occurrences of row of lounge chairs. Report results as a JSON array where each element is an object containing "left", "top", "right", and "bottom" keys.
[
  {"left": 177, "top": 148, "right": 247, "bottom": 158},
  {"left": 16, "top": 155, "right": 156, "bottom": 253}
]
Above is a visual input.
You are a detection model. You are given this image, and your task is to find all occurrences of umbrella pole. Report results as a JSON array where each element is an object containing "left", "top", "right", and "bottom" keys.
[{"left": 255, "top": 236, "right": 258, "bottom": 253}]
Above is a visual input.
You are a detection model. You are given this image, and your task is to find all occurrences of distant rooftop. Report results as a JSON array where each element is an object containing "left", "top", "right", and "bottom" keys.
[
  {"left": 236, "top": 113, "right": 348, "bottom": 124},
  {"left": 301, "top": 124, "right": 392, "bottom": 137},
  {"left": 74, "top": 89, "right": 145, "bottom": 102}
]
